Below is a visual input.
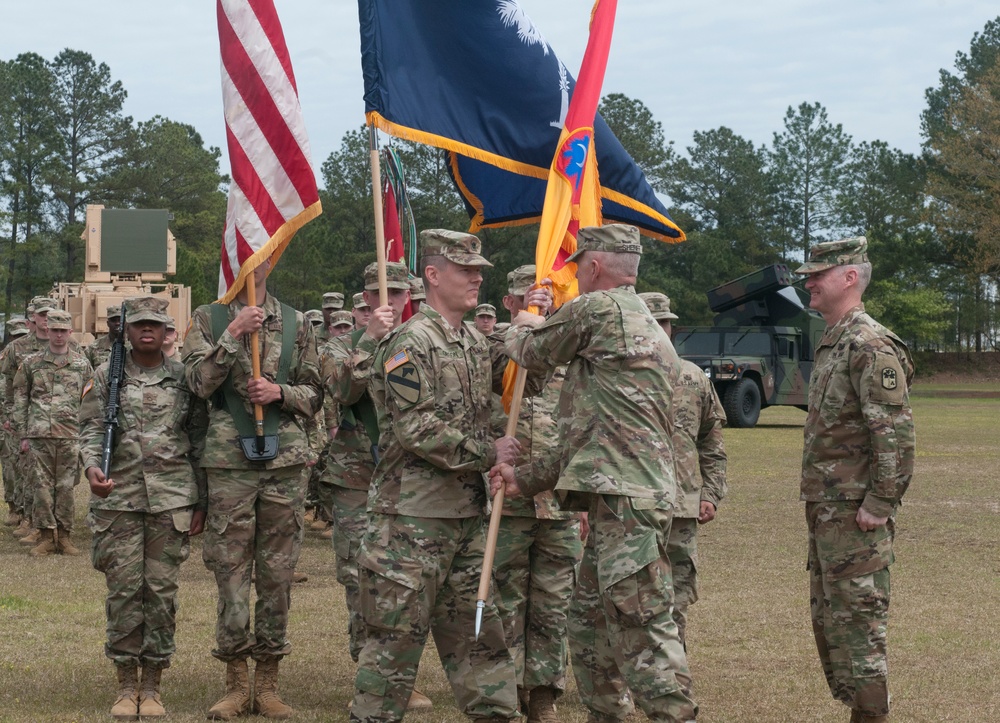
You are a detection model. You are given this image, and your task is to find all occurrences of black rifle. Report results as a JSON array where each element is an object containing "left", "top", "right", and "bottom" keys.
[{"left": 100, "top": 302, "right": 127, "bottom": 478}]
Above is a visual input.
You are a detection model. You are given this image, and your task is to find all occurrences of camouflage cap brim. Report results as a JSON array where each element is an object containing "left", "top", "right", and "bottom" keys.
[
  {"left": 126, "top": 311, "right": 172, "bottom": 324},
  {"left": 441, "top": 251, "right": 493, "bottom": 268},
  {"left": 794, "top": 260, "right": 836, "bottom": 275}
]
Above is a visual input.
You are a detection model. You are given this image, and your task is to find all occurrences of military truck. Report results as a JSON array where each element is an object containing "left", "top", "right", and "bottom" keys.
[
  {"left": 671, "top": 264, "right": 826, "bottom": 428},
  {"left": 50, "top": 204, "right": 192, "bottom": 346}
]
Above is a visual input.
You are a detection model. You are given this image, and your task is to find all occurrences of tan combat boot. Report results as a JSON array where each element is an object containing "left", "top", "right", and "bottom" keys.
[
  {"left": 407, "top": 688, "right": 434, "bottom": 711},
  {"left": 138, "top": 666, "right": 167, "bottom": 718},
  {"left": 5, "top": 503, "right": 19, "bottom": 526},
  {"left": 29, "top": 528, "right": 57, "bottom": 556},
  {"left": 252, "top": 658, "right": 293, "bottom": 718},
  {"left": 56, "top": 526, "right": 81, "bottom": 556},
  {"left": 527, "top": 686, "right": 559, "bottom": 723},
  {"left": 12, "top": 519, "right": 32, "bottom": 538},
  {"left": 110, "top": 663, "right": 140, "bottom": 720},
  {"left": 292, "top": 571, "right": 309, "bottom": 583},
  {"left": 207, "top": 658, "right": 251, "bottom": 720},
  {"left": 19, "top": 527, "right": 41, "bottom": 545}
]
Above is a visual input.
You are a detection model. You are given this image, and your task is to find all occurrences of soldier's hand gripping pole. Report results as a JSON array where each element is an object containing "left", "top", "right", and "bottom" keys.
[
  {"left": 100, "top": 301, "right": 128, "bottom": 478},
  {"left": 245, "top": 281, "right": 266, "bottom": 455},
  {"left": 475, "top": 364, "right": 529, "bottom": 640}
]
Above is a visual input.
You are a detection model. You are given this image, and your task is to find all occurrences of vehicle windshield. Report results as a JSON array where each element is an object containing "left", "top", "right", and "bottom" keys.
[
  {"left": 673, "top": 332, "right": 721, "bottom": 356},
  {"left": 674, "top": 330, "right": 772, "bottom": 357}
]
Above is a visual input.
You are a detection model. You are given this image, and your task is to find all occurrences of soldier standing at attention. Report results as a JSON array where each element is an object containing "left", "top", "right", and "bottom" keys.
[
  {"left": 490, "top": 224, "right": 698, "bottom": 723},
  {"left": 183, "top": 257, "right": 323, "bottom": 720},
  {"left": 491, "top": 264, "right": 583, "bottom": 722},
  {"left": 320, "top": 291, "right": 345, "bottom": 343},
  {"left": 796, "top": 237, "right": 914, "bottom": 723},
  {"left": 79, "top": 296, "right": 208, "bottom": 720},
  {"left": 86, "top": 304, "right": 123, "bottom": 369},
  {"left": 474, "top": 303, "right": 497, "bottom": 335},
  {"left": 1, "top": 317, "right": 30, "bottom": 527},
  {"left": 640, "top": 292, "right": 728, "bottom": 649},
  {"left": 162, "top": 318, "right": 181, "bottom": 361},
  {"left": 349, "top": 230, "right": 541, "bottom": 723},
  {"left": 409, "top": 277, "right": 426, "bottom": 314},
  {"left": 351, "top": 292, "right": 372, "bottom": 330},
  {"left": 12, "top": 309, "right": 92, "bottom": 556}
]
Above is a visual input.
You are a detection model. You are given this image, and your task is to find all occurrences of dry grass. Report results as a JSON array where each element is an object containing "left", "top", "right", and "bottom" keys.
[{"left": 1, "top": 386, "right": 998, "bottom": 722}]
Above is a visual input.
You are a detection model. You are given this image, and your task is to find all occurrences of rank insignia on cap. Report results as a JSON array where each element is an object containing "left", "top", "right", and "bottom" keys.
[
  {"left": 881, "top": 368, "right": 897, "bottom": 390},
  {"left": 384, "top": 349, "right": 410, "bottom": 373},
  {"left": 387, "top": 360, "right": 420, "bottom": 406}
]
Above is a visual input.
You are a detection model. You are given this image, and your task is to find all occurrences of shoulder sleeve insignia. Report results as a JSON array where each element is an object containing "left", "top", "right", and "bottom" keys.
[
  {"left": 384, "top": 348, "right": 410, "bottom": 373},
  {"left": 870, "top": 351, "right": 906, "bottom": 405},
  {"left": 881, "top": 368, "right": 897, "bottom": 390},
  {"left": 386, "top": 360, "right": 420, "bottom": 407},
  {"left": 82, "top": 379, "right": 94, "bottom": 399}
]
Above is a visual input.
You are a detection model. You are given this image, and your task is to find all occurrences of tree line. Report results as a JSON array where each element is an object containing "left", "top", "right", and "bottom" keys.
[{"left": 4, "top": 19, "right": 1000, "bottom": 351}]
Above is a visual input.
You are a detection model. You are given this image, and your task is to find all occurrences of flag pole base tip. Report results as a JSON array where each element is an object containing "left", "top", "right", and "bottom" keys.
[{"left": 240, "top": 435, "right": 279, "bottom": 462}]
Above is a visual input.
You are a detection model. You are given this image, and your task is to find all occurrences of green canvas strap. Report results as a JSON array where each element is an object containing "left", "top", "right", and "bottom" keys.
[
  {"left": 208, "top": 302, "right": 297, "bottom": 438},
  {"left": 342, "top": 327, "right": 380, "bottom": 446}
]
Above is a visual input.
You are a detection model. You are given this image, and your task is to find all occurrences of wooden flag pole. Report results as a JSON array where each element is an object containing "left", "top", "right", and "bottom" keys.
[
  {"left": 369, "top": 125, "right": 389, "bottom": 306},
  {"left": 475, "top": 363, "right": 529, "bottom": 639},
  {"left": 245, "top": 278, "right": 266, "bottom": 453}
]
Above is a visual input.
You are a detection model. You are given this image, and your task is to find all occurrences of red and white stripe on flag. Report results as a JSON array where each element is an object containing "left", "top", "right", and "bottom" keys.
[{"left": 216, "top": 0, "right": 322, "bottom": 303}]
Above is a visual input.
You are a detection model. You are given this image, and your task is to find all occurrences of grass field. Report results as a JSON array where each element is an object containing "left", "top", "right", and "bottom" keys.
[{"left": 1, "top": 383, "right": 998, "bottom": 722}]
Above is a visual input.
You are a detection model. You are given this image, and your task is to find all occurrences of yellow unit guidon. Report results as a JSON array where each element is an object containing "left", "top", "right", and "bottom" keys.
[{"left": 384, "top": 349, "right": 410, "bottom": 373}]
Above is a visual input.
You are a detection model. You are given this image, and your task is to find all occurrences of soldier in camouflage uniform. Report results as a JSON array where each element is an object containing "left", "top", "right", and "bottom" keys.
[
  {"left": 86, "top": 303, "right": 123, "bottom": 369},
  {"left": 162, "top": 318, "right": 181, "bottom": 361},
  {"left": 79, "top": 296, "right": 208, "bottom": 720},
  {"left": 320, "top": 291, "right": 346, "bottom": 344},
  {"left": 2, "top": 298, "right": 59, "bottom": 539},
  {"left": 490, "top": 225, "right": 698, "bottom": 723},
  {"left": 12, "top": 309, "right": 92, "bottom": 556},
  {"left": 491, "top": 265, "right": 583, "bottom": 722},
  {"left": 2, "top": 317, "right": 30, "bottom": 526},
  {"left": 475, "top": 303, "right": 497, "bottom": 335},
  {"left": 640, "top": 292, "right": 728, "bottom": 649},
  {"left": 351, "top": 292, "right": 372, "bottom": 330},
  {"left": 409, "top": 277, "right": 426, "bottom": 314},
  {"left": 349, "top": 230, "right": 545, "bottom": 723},
  {"left": 796, "top": 237, "right": 914, "bottom": 723},
  {"left": 183, "top": 258, "right": 323, "bottom": 720}
]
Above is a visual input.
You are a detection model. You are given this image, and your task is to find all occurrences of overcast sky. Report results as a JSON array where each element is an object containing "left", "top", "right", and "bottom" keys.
[{"left": 7, "top": 1, "right": 998, "bottom": 183}]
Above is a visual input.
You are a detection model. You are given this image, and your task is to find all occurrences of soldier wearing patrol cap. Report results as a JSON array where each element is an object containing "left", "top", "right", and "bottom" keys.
[
  {"left": 162, "top": 317, "right": 180, "bottom": 360},
  {"left": 475, "top": 303, "right": 497, "bottom": 336},
  {"left": 347, "top": 229, "right": 548, "bottom": 722},
  {"left": 80, "top": 296, "right": 208, "bottom": 719},
  {"left": 351, "top": 292, "right": 372, "bottom": 330},
  {"left": 490, "top": 224, "right": 698, "bottom": 722},
  {"left": 640, "top": 291, "right": 728, "bottom": 650},
  {"left": 491, "top": 263, "right": 583, "bottom": 720},
  {"left": 304, "top": 309, "right": 325, "bottom": 329},
  {"left": 796, "top": 236, "right": 914, "bottom": 723},
  {"left": 1, "top": 317, "right": 30, "bottom": 526},
  {"left": 87, "top": 303, "right": 123, "bottom": 369},
  {"left": 328, "top": 310, "right": 354, "bottom": 338},
  {"left": 12, "top": 308, "right": 92, "bottom": 556},
  {"left": 409, "top": 277, "right": 426, "bottom": 314}
]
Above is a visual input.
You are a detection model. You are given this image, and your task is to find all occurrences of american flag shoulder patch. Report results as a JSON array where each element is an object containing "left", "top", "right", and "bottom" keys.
[{"left": 384, "top": 349, "right": 410, "bottom": 373}]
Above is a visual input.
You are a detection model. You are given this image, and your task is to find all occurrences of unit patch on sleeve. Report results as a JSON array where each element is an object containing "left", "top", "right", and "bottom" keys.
[{"left": 385, "top": 349, "right": 420, "bottom": 407}]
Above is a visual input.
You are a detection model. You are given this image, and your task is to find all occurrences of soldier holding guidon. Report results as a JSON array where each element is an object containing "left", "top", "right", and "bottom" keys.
[{"left": 796, "top": 236, "right": 915, "bottom": 723}]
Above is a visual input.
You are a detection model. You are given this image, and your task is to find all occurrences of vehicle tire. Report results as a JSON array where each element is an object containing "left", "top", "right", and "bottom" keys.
[{"left": 723, "top": 377, "right": 761, "bottom": 428}]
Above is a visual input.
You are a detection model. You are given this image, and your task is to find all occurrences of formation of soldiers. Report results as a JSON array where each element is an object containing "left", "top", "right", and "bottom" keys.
[{"left": 0, "top": 227, "right": 911, "bottom": 723}]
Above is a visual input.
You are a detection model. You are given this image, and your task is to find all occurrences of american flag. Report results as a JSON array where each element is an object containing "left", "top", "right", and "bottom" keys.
[{"left": 216, "top": 0, "right": 322, "bottom": 302}]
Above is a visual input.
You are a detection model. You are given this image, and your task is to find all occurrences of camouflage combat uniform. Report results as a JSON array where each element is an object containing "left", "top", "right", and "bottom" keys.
[
  {"left": 1, "top": 331, "right": 49, "bottom": 522},
  {"left": 183, "top": 293, "right": 322, "bottom": 662},
  {"left": 12, "top": 347, "right": 92, "bottom": 532},
  {"left": 505, "top": 284, "right": 697, "bottom": 723},
  {"left": 668, "top": 360, "right": 727, "bottom": 647},
  {"left": 79, "top": 353, "right": 208, "bottom": 669},
  {"left": 86, "top": 333, "right": 116, "bottom": 369},
  {"left": 349, "top": 304, "right": 536, "bottom": 722},
  {"left": 802, "top": 303, "right": 914, "bottom": 718},
  {"left": 490, "top": 365, "right": 583, "bottom": 702}
]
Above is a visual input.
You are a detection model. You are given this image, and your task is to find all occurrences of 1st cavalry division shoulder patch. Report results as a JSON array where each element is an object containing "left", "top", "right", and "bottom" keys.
[{"left": 385, "top": 349, "right": 420, "bottom": 406}]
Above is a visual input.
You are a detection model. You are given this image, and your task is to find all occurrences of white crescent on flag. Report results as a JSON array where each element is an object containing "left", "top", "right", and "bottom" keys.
[{"left": 216, "top": 0, "right": 322, "bottom": 303}]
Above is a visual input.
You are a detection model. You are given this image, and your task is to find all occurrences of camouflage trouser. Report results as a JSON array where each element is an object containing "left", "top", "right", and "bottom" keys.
[
  {"left": 89, "top": 508, "right": 193, "bottom": 669},
  {"left": 1, "top": 427, "right": 17, "bottom": 506},
  {"left": 331, "top": 485, "right": 369, "bottom": 663},
  {"left": 807, "top": 501, "right": 894, "bottom": 717},
  {"left": 493, "top": 515, "right": 582, "bottom": 693},
  {"left": 351, "top": 513, "right": 518, "bottom": 722},
  {"left": 569, "top": 495, "right": 696, "bottom": 723},
  {"left": 666, "top": 517, "right": 699, "bottom": 649},
  {"left": 26, "top": 438, "right": 79, "bottom": 531},
  {"left": 203, "top": 465, "right": 306, "bottom": 662},
  {"left": 16, "top": 445, "right": 33, "bottom": 522}
]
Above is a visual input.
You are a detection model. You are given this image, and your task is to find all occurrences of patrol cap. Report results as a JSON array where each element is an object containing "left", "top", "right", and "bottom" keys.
[
  {"left": 352, "top": 292, "right": 370, "bottom": 310},
  {"left": 639, "top": 292, "right": 678, "bottom": 321},
  {"left": 124, "top": 296, "right": 171, "bottom": 324},
  {"left": 409, "top": 277, "right": 426, "bottom": 300},
  {"left": 364, "top": 261, "right": 410, "bottom": 291},
  {"left": 304, "top": 309, "right": 324, "bottom": 326},
  {"left": 796, "top": 236, "right": 869, "bottom": 275},
  {"left": 566, "top": 224, "right": 642, "bottom": 263},
  {"left": 322, "top": 292, "right": 345, "bottom": 310},
  {"left": 420, "top": 229, "right": 493, "bottom": 267},
  {"left": 166, "top": 317, "right": 176, "bottom": 331},
  {"left": 46, "top": 309, "right": 73, "bottom": 330},
  {"left": 475, "top": 303, "right": 496, "bottom": 318},
  {"left": 507, "top": 265, "right": 537, "bottom": 296},
  {"left": 106, "top": 304, "right": 122, "bottom": 320},
  {"left": 32, "top": 297, "right": 60, "bottom": 314},
  {"left": 566, "top": 223, "right": 642, "bottom": 261},
  {"left": 330, "top": 310, "right": 353, "bottom": 328},
  {"left": 6, "top": 316, "right": 29, "bottom": 337}
]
